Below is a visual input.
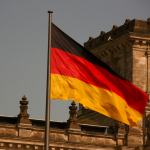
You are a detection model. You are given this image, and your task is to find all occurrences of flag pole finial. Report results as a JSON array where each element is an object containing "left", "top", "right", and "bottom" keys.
[{"left": 48, "top": 11, "right": 53, "bottom": 13}]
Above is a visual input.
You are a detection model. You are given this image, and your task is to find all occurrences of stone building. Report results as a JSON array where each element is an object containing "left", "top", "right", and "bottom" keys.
[
  {"left": 77, "top": 18, "right": 150, "bottom": 148},
  {"left": 1, "top": 95, "right": 150, "bottom": 150},
  {"left": 1, "top": 18, "right": 150, "bottom": 150}
]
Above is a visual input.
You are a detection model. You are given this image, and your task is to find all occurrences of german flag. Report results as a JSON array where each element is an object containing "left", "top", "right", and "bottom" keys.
[{"left": 50, "top": 23, "right": 148, "bottom": 126}]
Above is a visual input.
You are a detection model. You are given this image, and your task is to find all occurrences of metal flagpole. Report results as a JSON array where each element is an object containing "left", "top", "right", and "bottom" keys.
[{"left": 44, "top": 10, "right": 53, "bottom": 150}]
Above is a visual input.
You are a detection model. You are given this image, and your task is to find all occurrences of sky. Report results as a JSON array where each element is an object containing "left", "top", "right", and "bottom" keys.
[{"left": 0, "top": 0, "right": 149, "bottom": 122}]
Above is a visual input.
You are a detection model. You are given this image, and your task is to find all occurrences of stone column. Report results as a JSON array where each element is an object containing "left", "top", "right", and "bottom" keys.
[
  {"left": 145, "top": 114, "right": 150, "bottom": 149},
  {"left": 146, "top": 48, "right": 150, "bottom": 100}
]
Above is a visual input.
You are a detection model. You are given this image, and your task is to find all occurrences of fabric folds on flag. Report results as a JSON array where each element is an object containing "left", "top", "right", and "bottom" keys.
[{"left": 50, "top": 23, "right": 148, "bottom": 126}]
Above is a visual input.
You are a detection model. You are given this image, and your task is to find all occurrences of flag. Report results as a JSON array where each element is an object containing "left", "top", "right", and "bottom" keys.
[{"left": 50, "top": 23, "right": 148, "bottom": 126}]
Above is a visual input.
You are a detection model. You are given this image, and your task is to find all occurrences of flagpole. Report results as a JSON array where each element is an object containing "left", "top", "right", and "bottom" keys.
[{"left": 44, "top": 10, "right": 53, "bottom": 150}]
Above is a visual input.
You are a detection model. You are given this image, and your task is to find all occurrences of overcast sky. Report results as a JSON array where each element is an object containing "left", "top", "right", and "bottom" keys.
[{"left": 0, "top": 0, "right": 149, "bottom": 122}]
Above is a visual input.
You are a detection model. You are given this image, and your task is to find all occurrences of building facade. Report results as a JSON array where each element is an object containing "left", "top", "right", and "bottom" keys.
[
  {"left": 77, "top": 18, "right": 150, "bottom": 148},
  {"left": 1, "top": 95, "right": 150, "bottom": 150}
]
